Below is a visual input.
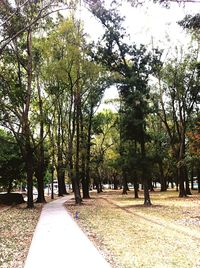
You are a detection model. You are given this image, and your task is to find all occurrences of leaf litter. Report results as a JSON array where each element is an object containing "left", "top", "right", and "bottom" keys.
[
  {"left": 0, "top": 204, "right": 41, "bottom": 268},
  {"left": 66, "top": 189, "right": 200, "bottom": 268}
]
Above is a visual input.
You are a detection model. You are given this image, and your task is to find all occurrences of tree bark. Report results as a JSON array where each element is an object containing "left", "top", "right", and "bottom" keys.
[
  {"left": 35, "top": 75, "right": 46, "bottom": 203},
  {"left": 122, "top": 171, "right": 128, "bottom": 195},
  {"left": 191, "top": 167, "right": 194, "bottom": 190},
  {"left": 82, "top": 107, "right": 93, "bottom": 199},
  {"left": 158, "top": 160, "right": 167, "bottom": 191},
  {"left": 25, "top": 29, "right": 34, "bottom": 208},
  {"left": 141, "top": 132, "right": 151, "bottom": 205},
  {"left": 133, "top": 171, "right": 139, "bottom": 198},
  {"left": 185, "top": 166, "right": 192, "bottom": 195},
  {"left": 197, "top": 167, "right": 200, "bottom": 194},
  {"left": 26, "top": 148, "right": 34, "bottom": 208},
  {"left": 178, "top": 135, "right": 187, "bottom": 197},
  {"left": 74, "top": 76, "right": 82, "bottom": 204}
]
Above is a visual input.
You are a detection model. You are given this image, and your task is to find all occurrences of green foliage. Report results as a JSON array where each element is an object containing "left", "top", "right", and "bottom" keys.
[{"left": 0, "top": 129, "right": 25, "bottom": 191}]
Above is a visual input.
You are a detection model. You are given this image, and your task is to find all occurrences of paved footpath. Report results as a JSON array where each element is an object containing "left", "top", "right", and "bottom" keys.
[{"left": 24, "top": 195, "right": 111, "bottom": 268}]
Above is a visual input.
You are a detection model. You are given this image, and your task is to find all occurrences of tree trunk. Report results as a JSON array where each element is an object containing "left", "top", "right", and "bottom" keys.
[
  {"left": 26, "top": 149, "right": 34, "bottom": 208},
  {"left": 178, "top": 165, "right": 186, "bottom": 197},
  {"left": 178, "top": 135, "right": 187, "bottom": 197},
  {"left": 51, "top": 165, "right": 54, "bottom": 200},
  {"left": 57, "top": 110, "right": 67, "bottom": 196},
  {"left": 80, "top": 107, "right": 90, "bottom": 199},
  {"left": 74, "top": 79, "right": 82, "bottom": 204},
  {"left": 7, "top": 179, "right": 13, "bottom": 194},
  {"left": 144, "top": 178, "right": 151, "bottom": 206},
  {"left": 158, "top": 160, "right": 167, "bottom": 191},
  {"left": 113, "top": 174, "right": 118, "bottom": 190},
  {"left": 122, "top": 172, "right": 128, "bottom": 195},
  {"left": 185, "top": 166, "right": 192, "bottom": 195},
  {"left": 25, "top": 30, "right": 34, "bottom": 209},
  {"left": 36, "top": 173, "right": 46, "bottom": 203},
  {"left": 133, "top": 181, "right": 139, "bottom": 199},
  {"left": 83, "top": 107, "right": 93, "bottom": 199},
  {"left": 191, "top": 167, "right": 194, "bottom": 190},
  {"left": 94, "top": 172, "right": 102, "bottom": 193},
  {"left": 35, "top": 74, "right": 46, "bottom": 203},
  {"left": 141, "top": 134, "right": 151, "bottom": 205},
  {"left": 197, "top": 167, "right": 200, "bottom": 194}
]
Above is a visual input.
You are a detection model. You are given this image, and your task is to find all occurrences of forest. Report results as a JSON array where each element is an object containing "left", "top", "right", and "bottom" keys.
[{"left": 0, "top": 0, "right": 199, "bottom": 208}]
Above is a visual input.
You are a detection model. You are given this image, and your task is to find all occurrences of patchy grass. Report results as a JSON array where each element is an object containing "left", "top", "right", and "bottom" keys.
[{"left": 66, "top": 189, "right": 200, "bottom": 268}]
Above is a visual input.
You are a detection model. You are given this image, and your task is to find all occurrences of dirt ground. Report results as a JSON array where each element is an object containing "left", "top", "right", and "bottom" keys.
[{"left": 66, "top": 189, "right": 200, "bottom": 268}]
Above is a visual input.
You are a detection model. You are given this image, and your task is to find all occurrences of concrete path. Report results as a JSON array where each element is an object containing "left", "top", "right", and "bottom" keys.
[{"left": 24, "top": 195, "right": 112, "bottom": 268}]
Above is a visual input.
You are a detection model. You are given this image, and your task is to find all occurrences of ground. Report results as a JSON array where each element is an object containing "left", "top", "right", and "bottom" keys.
[
  {"left": 0, "top": 203, "right": 41, "bottom": 268},
  {"left": 65, "top": 189, "right": 200, "bottom": 268},
  {"left": 0, "top": 190, "right": 199, "bottom": 268}
]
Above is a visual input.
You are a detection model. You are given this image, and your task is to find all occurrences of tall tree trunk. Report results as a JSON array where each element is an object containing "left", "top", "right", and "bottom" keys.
[
  {"left": 25, "top": 29, "right": 34, "bottom": 208},
  {"left": 141, "top": 134, "right": 151, "bottom": 206},
  {"left": 80, "top": 108, "right": 90, "bottom": 199},
  {"left": 82, "top": 107, "right": 93, "bottom": 199},
  {"left": 178, "top": 135, "right": 187, "bottom": 197},
  {"left": 35, "top": 75, "right": 46, "bottom": 203},
  {"left": 57, "top": 109, "right": 67, "bottom": 196},
  {"left": 57, "top": 116, "right": 63, "bottom": 197},
  {"left": 68, "top": 140, "right": 74, "bottom": 192},
  {"left": 74, "top": 82, "right": 82, "bottom": 204}
]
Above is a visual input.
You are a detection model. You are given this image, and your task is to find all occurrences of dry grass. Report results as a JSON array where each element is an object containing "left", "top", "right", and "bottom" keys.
[{"left": 66, "top": 189, "right": 200, "bottom": 268}]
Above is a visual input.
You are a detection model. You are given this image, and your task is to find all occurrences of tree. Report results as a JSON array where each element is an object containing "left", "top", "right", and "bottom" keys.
[
  {"left": 0, "top": 0, "right": 75, "bottom": 55},
  {"left": 147, "top": 114, "right": 169, "bottom": 191},
  {"left": 187, "top": 120, "right": 200, "bottom": 192},
  {"left": 0, "top": 129, "right": 25, "bottom": 193},
  {"left": 92, "top": 110, "right": 118, "bottom": 192},
  {"left": 154, "top": 48, "right": 200, "bottom": 196},
  {"left": 39, "top": 15, "right": 108, "bottom": 203},
  {"left": 0, "top": 1, "right": 70, "bottom": 207},
  {"left": 87, "top": 2, "right": 160, "bottom": 205}
]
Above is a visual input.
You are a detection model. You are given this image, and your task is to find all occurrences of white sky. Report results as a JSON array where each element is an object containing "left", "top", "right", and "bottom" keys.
[
  {"left": 76, "top": 1, "right": 200, "bottom": 112},
  {"left": 80, "top": 1, "right": 200, "bottom": 46}
]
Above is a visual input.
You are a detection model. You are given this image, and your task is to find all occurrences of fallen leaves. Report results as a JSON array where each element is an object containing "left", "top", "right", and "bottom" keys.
[
  {"left": 0, "top": 204, "right": 41, "bottom": 268},
  {"left": 65, "top": 189, "right": 200, "bottom": 268}
]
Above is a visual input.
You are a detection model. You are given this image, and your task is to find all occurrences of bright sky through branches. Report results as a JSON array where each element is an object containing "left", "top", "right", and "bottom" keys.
[
  {"left": 80, "top": 1, "right": 200, "bottom": 47},
  {"left": 76, "top": 1, "right": 200, "bottom": 112}
]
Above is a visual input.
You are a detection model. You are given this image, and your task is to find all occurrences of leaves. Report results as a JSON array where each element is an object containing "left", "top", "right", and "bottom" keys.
[
  {"left": 0, "top": 205, "right": 40, "bottom": 268},
  {"left": 66, "top": 190, "right": 200, "bottom": 268}
]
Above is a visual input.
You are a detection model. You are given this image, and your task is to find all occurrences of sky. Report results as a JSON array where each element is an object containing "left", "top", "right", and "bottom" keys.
[
  {"left": 80, "top": 1, "right": 200, "bottom": 45},
  {"left": 77, "top": 1, "right": 200, "bottom": 112}
]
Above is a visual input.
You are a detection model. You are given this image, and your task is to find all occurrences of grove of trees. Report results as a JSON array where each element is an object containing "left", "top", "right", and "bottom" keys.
[{"left": 0, "top": 0, "right": 199, "bottom": 207}]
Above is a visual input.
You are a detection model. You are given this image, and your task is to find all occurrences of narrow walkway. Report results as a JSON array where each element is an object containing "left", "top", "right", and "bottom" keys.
[{"left": 24, "top": 195, "right": 111, "bottom": 268}]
